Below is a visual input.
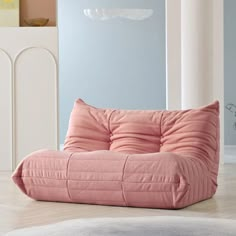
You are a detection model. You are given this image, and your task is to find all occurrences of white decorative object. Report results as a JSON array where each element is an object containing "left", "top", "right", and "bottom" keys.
[
  {"left": 0, "top": 27, "right": 58, "bottom": 171},
  {"left": 83, "top": 9, "right": 154, "bottom": 21}
]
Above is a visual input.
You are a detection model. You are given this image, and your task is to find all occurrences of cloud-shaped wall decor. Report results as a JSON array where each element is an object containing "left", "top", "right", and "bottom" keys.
[{"left": 83, "top": 9, "right": 154, "bottom": 21}]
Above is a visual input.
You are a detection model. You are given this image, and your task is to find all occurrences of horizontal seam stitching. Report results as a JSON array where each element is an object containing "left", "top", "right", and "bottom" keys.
[
  {"left": 22, "top": 170, "right": 122, "bottom": 173},
  {"left": 19, "top": 171, "right": 184, "bottom": 175},
  {"left": 23, "top": 169, "right": 66, "bottom": 171},
  {"left": 76, "top": 200, "right": 125, "bottom": 203},
  {"left": 124, "top": 190, "right": 187, "bottom": 193},
  {"left": 21, "top": 185, "right": 67, "bottom": 188},
  {"left": 64, "top": 171, "right": 122, "bottom": 173},
  {"left": 70, "top": 189, "right": 122, "bottom": 191},
  {"left": 24, "top": 158, "right": 68, "bottom": 160},
  {"left": 24, "top": 158, "right": 125, "bottom": 161},
  {"left": 18, "top": 176, "right": 182, "bottom": 183},
  {"left": 70, "top": 186, "right": 186, "bottom": 190},
  {"left": 16, "top": 183, "right": 186, "bottom": 193},
  {"left": 69, "top": 159, "right": 126, "bottom": 162},
  {"left": 164, "top": 119, "right": 217, "bottom": 128}
]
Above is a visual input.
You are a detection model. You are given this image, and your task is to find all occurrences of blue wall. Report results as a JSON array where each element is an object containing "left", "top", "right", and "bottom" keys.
[
  {"left": 224, "top": 0, "right": 236, "bottom": 145},
  {"left": 58, "top": 0, "right": 166, "bottom": 143}
]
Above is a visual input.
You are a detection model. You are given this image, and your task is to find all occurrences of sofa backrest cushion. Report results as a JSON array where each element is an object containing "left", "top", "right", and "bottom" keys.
[
  {"left": 161, "top": 104, "right": 219, "bottom": 174},
  {"left": 64, "top": 99, "right": 219, "bottom": 170},
  {"left": 64, "top": 99, "right": 111, "bottom": 152},
  {"left": 64, "top": 99, "right": 162, "bottom": 154}
]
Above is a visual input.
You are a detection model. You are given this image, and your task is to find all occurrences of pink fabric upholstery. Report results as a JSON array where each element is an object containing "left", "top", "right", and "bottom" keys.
[{"left": 12, "top": 99, "right": 220, "bottom": 209}]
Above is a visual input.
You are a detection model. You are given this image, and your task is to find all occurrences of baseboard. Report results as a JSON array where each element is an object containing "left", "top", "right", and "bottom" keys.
[
  {"left": 224, "top": 145, "right": 236, "bottom": 149},
  {"left": 224, "top": 145, "right": 236, "bottom": 152},
  {"left": 224, "top": 145, "right": 236, "bottom": 163}
]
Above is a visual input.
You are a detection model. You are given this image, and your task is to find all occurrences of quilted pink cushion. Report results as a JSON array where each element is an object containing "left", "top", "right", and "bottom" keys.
[
  {"left": 12, "top": 100, "right": 219, "bottom": 209},
  {"left": 64, "top": 99, "right": 162, "bottom": 154}
]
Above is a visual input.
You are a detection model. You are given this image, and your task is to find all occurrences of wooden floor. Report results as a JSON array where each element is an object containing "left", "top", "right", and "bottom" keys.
[{"left": 1, "top": 164, "right": 236, "bottom": 234}]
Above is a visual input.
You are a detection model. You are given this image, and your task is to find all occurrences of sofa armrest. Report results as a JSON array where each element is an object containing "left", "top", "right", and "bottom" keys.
[
  {"left": 12, "top": 149, "right": 73, "bottom": 202},
  {"left": 123, "top": 152, "right": 213, "bottom": 208}
]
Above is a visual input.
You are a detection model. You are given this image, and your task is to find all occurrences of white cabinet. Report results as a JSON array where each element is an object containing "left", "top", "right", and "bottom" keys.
[{"left": 0, "top": 27, "right": 58, "bottom": 171}]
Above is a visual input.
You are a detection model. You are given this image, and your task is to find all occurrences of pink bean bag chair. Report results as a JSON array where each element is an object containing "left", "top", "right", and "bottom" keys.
[{"left": 12, "top": 99, "right": 220, "bottom": 209}]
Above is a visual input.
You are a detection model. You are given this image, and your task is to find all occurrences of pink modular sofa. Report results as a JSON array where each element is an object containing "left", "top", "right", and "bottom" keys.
[{"left": 12, "top": 99, "right": 220, "bottom": 209}]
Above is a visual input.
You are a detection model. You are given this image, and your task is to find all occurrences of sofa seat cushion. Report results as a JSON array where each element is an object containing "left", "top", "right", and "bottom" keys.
[{"left": 12, "top": 150, "right": 212, "bottom": 209}]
